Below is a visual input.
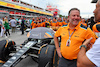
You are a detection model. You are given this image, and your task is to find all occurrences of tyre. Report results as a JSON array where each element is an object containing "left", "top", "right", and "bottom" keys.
[
  {"left": 0, "top": 40, "right": 16, "bottom": 61},
  {"left": 38, "top": 45, "right": 59, "bottom": 67}
]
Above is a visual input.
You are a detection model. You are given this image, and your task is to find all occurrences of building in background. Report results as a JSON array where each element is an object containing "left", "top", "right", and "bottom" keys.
[
  {"left": 45, "top": 4, "right": 60, "bottom": 17},
  {"left": 0, "top": 0, "right": 53, "bottom": 19}
]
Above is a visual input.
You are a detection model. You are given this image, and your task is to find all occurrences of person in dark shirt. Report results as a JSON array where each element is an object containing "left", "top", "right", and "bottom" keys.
[{"left": 21, "top": 17, "right": 25, "bottom": 35}]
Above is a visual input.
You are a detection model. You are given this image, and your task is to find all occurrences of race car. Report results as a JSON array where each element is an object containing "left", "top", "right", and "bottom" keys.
[{"left": 0, "top": 27, "right": 59, "bottom": 67}]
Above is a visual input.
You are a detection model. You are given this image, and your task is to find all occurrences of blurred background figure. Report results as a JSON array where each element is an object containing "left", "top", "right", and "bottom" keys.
[
  {"left": 21, "top": 17, "right": 25, "bottom": 35},
  {"left": 4, "top": 18, "right": 10, "bottom": 38},
  {"left": 80, "top": 18, "right": 87, "bottom": 27},
  {"left": 0, "top": 18, "right": 4, "bottom": 37},
  {"left": 9, "top": 17, "right": 17, "bottom": 33}
]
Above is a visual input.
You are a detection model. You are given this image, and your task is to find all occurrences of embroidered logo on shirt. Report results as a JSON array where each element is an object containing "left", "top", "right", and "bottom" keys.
[{"left": 74, "top": 35, "right": 79, "bottom": 37}]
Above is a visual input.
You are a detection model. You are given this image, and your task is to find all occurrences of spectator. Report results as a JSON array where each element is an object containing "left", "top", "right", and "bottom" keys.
[
  {"left": 9, "top": 17, "right": 17, "bottom": 33},
  {"left": 18, "top": 18, "right": 22, "bottom": 24},
  {"left": 0, "top": 18, "right": 4, "bottom": 37},
  {"left": 4, "top": 18, "right": 10, "bottom": 38}
]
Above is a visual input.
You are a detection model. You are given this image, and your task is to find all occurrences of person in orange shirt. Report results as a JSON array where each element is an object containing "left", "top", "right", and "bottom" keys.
[
  {"left": 51, "top": 17, "right": 57, "bottom": 26},
  {"left": 41, "top": 18, "right": 45, "bottom": 27},
  {"left": 50, "top": 17, "right": 57, "bottom": 31},
  {"left": 92, "top": 22, "right": 100, "bottom": 32},
  {"left": 31, "top": 20, "right": 37, "bottom": 29},
  {"left": 56, "top": 17, "right": 63, "bottom": 30},
  {"left": 44, "top": 18, "right": 50, "bottom": 27},
  {"left": 80, "top": 18, "right": 87, "bottom": 27},
  {"left": 36, "top": 19, "right": 41, "bottom": 27},
  {"left": 62, "top": 18, "right": 68, "bottom": 25},
  {"left": 54, "top": 8, "right": 97, "bottom": 67},
  {"left": 57, "top": 17, "right": 63, "bottom": 26}
]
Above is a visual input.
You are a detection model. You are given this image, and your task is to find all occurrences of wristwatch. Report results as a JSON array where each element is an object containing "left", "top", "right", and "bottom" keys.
[{"left": 80, "top": 44, "right": 87, "bottom": 50}]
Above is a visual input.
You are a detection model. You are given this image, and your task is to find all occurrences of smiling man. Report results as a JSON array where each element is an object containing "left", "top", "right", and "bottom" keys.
[
  {"left": 54, "top": 8, "right": 97, "bottom": 67},
  {"left": 77, "top": 0, "right": 100, "bottom": 67}
]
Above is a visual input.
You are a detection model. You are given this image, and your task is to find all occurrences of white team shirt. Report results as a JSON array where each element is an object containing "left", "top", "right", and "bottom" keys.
[{"left": 86, "top": 37, "right": 100, "bottom": 67}]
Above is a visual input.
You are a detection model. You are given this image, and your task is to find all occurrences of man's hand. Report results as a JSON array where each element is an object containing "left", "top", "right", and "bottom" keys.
[
  {"left": 54, "top": 35, "right": 62, "bottom": 58},
  {"left": 56, "top": 48, "right": 62, "bottom": 58},
  {"left": 83, "top": 37, "right": 93, "bottom": 50},
  {"left": 77, "top": 37, "right": 96, "bottom": 67}
]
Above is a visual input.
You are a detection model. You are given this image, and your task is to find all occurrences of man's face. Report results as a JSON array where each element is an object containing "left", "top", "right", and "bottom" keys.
[
  {"left": 68, "top": 10, "right": 80, "bottom": 26},
  {"left": 53, "top": 18, "right": 56, "bottom": 21},
  {"left": 93, "top": 1, "right": 100, "bottom": 22}
]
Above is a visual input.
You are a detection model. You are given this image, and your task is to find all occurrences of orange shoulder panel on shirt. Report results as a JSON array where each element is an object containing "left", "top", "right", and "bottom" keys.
[
  {"left": 51, "top": 22, "right": 57, "bottom": 26},
  {"left": 57, "top": 22, "right": 63, "bottom": 26},
  {"left": 92, "top": 22, "right": 100, "bottom": 32},
  {"left": 63, "top": 21, "right": 68, "bottom": 25},
  {"left": 37, "top": 23, "right": 41, "bottom": 27},
  {"left": 31, "top": 22, "right": 37, "bottom": 29},
  {"left": 41, "top": 22, "right": 45, "bottom": 27}
]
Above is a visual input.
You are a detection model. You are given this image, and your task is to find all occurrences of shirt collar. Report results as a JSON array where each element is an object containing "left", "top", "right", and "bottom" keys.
[{"left": 67, "top": 22, "right": 81, "bottom": 30}]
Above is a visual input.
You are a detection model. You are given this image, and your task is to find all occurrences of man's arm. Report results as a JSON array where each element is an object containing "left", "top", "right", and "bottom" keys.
[
  {"left": 54, "top": 35, "right": 62, "bottom": 58},
  {"left": 77, "top": 38, "right": 96, "bottom": 67}
]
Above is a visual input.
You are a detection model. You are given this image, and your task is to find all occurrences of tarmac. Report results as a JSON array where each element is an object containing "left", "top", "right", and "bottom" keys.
[
  {"left": 0, "top": 29, "right": 28, "bottom": 45},
  {"left": 0, "top": 29, "right": 38, "bottom": 67}
]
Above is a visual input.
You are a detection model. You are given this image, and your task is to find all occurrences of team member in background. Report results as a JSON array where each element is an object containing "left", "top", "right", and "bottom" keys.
[
  {"left": 50, "top": 17, "right": 57, "bottom": 31},
  {"left": 31, "top": 19, "right": 37, "bottom": 29},
  {"left": 80, "top": 18, "right": 87, "bottom": 27},
  {"left": 41, "top": 18, "right": 45, "bottom": 27},
  {"left": 54, "top": 8, "right": 97, "bottom": 67},
  {"left": 36, "top": 19, "right": 42, "bottom": 27},
  {"left": 57, "top": 17, "right": 63, "bottom": 26},
  {"left": 62, "top": 17, "right": 68, "bottom": 25}
]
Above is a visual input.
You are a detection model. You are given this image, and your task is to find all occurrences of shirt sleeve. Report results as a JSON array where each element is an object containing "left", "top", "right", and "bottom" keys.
[
  {"left": 86, "top": 37, "right": 100, "bottom": 67},
  {"left": 85, "top": 27, "right": 97, "bottom": 43},
  {"left": 54, "top": 27, "right": 62, "bottom": 37},
  {"left": 9, "top": 20, "right": 11, "bottom": 23}
]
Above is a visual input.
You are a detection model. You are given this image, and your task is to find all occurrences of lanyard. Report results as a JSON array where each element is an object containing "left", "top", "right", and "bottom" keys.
[
  {"left": 66, "top": 29, "right": 76, "bottom": 46},
  {"left": 68, "top": 29, "right": 76, "bottom": 40}
]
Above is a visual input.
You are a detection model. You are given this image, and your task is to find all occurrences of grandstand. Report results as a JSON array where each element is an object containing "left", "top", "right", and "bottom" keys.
[{"left": 0, "top": 0, "right": 53, "bottom": 19}]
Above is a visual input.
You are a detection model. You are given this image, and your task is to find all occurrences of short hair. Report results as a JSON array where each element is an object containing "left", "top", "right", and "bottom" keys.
[
  {"left": 98, "top": 0, "right": 100, "bottom": 5},
  {"left": 68, "top": 8, "right": 80, "bottom": 16}
]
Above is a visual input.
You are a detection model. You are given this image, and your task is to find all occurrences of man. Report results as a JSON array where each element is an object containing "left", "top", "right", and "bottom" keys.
[
  {"left": 80, "top": 18, "right": 87, "bottom": 27},
  {"left": 21, "top": 17, "right": 25, "bottom": 35},
  {"left": 77, "top": 0, "right": 100, "bottom": 67},
  {"left": 50, "top": 17, "right": 57, "bottom": 31},
  {"left": 54, "top": 8, "right": 97, "bottom": 67},
  {"left": 9, "top": 17, "right": 17, "bottom": 33},
  {"left": 18, "top": 18, "right": 22, "bottom": 24}
]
